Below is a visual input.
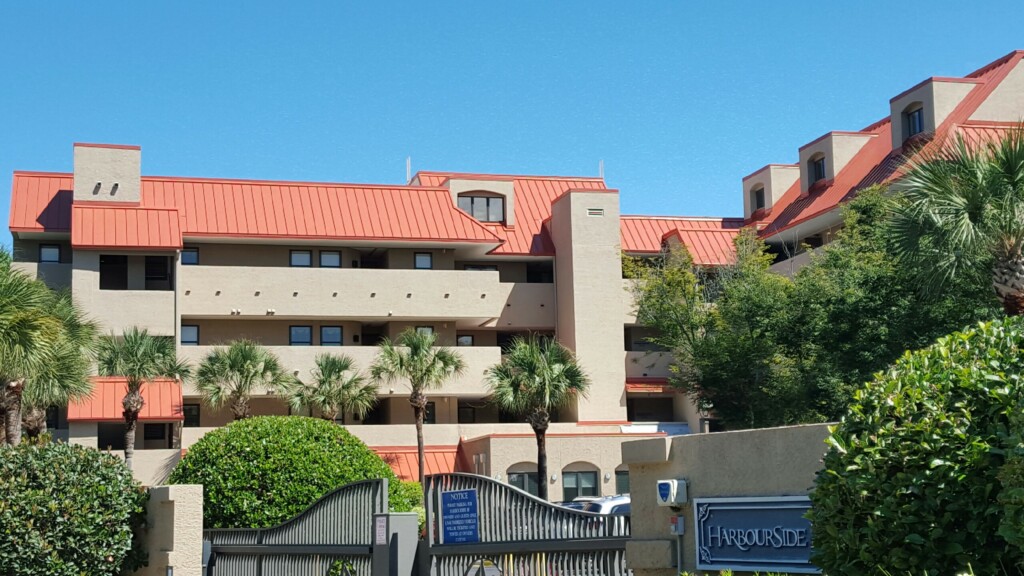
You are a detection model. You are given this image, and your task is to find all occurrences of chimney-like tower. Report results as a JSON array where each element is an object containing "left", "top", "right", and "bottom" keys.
[{"left": 73, "top": 143, "right": 141, "bottom": 203}]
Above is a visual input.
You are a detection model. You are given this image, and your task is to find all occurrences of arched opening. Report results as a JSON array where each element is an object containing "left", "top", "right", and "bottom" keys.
[
  {"left": 506, "top": 462, "right": 539, "bottom": 496},
  {"left": 903, "top": 102, "right": 925, "bottom": 140},
  {"left": 750, "top": 184, "right": 766, "bottom": 212},
  {"left": 614, "top": 464, "right": 630, "bottom": 495},
  {"left": 457, "top": 191, "right": 505, "bottom": 223},
  {"left": 561, "top": 461, "right": 600, "bottom": 502}
]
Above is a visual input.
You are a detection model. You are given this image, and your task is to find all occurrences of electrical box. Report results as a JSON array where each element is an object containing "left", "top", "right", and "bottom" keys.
[
  {"left": 669, "top": 515, "right": 686, "bottom": 535},
  {"left": 657, "top": 479, "right": 688, "bottom": 506}
]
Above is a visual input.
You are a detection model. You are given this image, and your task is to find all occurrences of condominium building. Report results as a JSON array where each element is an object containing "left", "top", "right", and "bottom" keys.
[{"left": 9, "top": 49, "right": 1024, "bottom": 495}]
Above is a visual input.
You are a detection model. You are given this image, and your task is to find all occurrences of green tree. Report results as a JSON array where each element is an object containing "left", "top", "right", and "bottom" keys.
[
  {"left": 21, "top": 292, "right": 98, "bottom": 439},
  {"left": 96, "top": 327, "right": 190, "bottom": 469},
  {"left": 891, "top": 128, "right": 1024, "bottom": 314},
  {"left": 195, "top": 340, "right": 291, "bottom": 421},
  {"left": 486, "top": 335, "right": 589, "bottom": 500},
  {"left": 285, "top": 353, "right": 378, "bottom": 422},
  {"left": 370, "top": 329, "right": 465, "bottom": 486}
]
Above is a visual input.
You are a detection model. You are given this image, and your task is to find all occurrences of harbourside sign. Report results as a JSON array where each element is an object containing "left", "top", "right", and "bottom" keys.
[
  {"left": 693, "top": 496, "right": 819, "bottom": 574},
  {"left": 439, "top": 489, "right": 480, "bottom": 544}
]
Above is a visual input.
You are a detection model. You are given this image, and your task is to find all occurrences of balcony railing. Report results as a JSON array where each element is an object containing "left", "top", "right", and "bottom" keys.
[
  {"left": 177, "top": 345, "right": 502, "bottom": 396},
  {"left": 178, "top": 266, "right": 555, "bottom": 328}
]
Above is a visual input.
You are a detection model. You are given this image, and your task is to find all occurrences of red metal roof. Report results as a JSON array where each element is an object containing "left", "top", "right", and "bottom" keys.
[
  {"left": 372, "top": 445, "right": 458, "bottom": 482},
  {"left": 625, "top": 377, "right": 674, "bottom": 393},
  {"left": 415, "top": 172, "right": 609, "bottom": 255},
  {"left": 67, "top": 377, "right": 183, "bottom": 422},
  {"left": 72, "top": 205, "right": 182, "bottom": 250},
  {"left": 620, "top": 216, "right": 744, "bottom": 266},
  {"left": 758, "top": 50, "right": 1024, "bottom": 239},
  {"left": 10, "top": 174, "right": 504, "bottom": 247}
]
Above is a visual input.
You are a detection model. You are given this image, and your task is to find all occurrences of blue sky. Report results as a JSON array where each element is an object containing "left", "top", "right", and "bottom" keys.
[{"left": 1, "top": 2, "right": 1022, "bottom": 246}]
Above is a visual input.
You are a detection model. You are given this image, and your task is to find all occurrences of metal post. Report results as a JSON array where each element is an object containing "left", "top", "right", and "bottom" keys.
[{"left": 372, "top": 513, "right": 419, "bottom": 576}]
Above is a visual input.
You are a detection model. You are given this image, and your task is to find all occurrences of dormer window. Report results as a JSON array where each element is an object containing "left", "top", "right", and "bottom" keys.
[
  {"left": 904, "top": 104, "right": 924, "bottom": 139},
  {"left": 457, "top": 194, "right": 505, "bottom": 223},
  {"left": 810, "top": 154, "right": 826, "bottom": 183},
  {"left": 752, "top": 186, "right": 766, "bottom": 211}
]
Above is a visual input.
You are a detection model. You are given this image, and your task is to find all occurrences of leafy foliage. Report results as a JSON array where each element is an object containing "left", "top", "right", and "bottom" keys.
[
  {"left": 0, "top": 442, "right": 148, "bottom": 576},
  {"left": 169, "top": 416, "right": 410, "bottom": 528},
  {"left": 808, "top": 317, "right": 1024, "bottom": 574},
  {"left": 285, "top": 353, "right": 378, "bottom": 421},
  {"left": 629, "top": 187, "right": 1000, "bottom": 429},
  {"left": 195, "top": 339, "right": 292, "bottom": 420},
  {"left": 890, "top": 127, "right": 1024, "bottom": 313}
]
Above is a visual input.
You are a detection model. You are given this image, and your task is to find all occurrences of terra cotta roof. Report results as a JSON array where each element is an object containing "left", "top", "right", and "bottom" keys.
[{"left": 67, "top": 377, "right": 183, "bottom": 422}]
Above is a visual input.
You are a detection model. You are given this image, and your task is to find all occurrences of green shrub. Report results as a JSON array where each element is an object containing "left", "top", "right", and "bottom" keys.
[
  {"left": 809, "top": 317, "right": 1024, "bottom": 575},
  {"left": 0, "top": 442, "right": 148, "bottom": 576},
  {"left": 169, "top": 416, "right": 410, "bottom": 528}
]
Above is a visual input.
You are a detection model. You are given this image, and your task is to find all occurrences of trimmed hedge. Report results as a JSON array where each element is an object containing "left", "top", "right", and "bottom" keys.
[
  {"left": 169, "top": 416, "right": 413, "bottom": 528},
  {"left": 809, "top": 317, "right": 1024, "bottom": 574},
  {"left": 0, "top": 442, "right": 148, "bottom": 576}
]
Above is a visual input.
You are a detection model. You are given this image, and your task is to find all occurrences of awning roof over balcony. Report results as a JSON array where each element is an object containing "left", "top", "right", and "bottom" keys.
[
  {"left": 625, "top": 378, "right": 674, "bottom": 394},
  {"left": 372, "top": 445, "right": 459, "bottom": 481},
  {"left": 71, "top": 205, "right": 183, "bottom": 250},
  {"left": 67, "top": 377, "right": 184, "bottom": 422}
]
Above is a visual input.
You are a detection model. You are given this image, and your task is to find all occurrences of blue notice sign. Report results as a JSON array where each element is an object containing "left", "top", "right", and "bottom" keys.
[
  {"left": 694, "top": 496, "right": 818, "bottom": 574},
  {"left": 440, "top": 489, "right": 480, "bottom": 544}
]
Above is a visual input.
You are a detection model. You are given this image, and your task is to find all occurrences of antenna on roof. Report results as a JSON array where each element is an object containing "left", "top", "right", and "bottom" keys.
[
  {"left": 406, "top": 157, "right": 412, "bottom": 183},
  {"left": 599, "top": 159, "right": 604, "bottom": 179}
]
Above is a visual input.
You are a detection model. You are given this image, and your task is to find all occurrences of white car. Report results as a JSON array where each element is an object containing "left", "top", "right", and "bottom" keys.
[{"left": 580, "top": 495, "right": 631, "bottom": 516}]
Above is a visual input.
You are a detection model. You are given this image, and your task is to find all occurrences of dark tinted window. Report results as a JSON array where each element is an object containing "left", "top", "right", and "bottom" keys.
[
  {"left": 99, "top": 255, "right": 128, "bottom": 290},
  {"left": 290, "top": 326, "right": 312, "bottom": 346}
]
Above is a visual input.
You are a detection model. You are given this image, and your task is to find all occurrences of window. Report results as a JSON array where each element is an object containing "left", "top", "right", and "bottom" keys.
[
  {"left": 752, "top": 187, "right": 766, "bottom": 211},
  {"left": 458, "top": 196, "right": 505, "bottom": 223},
  {"left": 424, "top": 401, "right": 436, "bottom": 424},
  {"left": 615, "top": 470, "right": 630, "bottom": 495},
  {"left": 39, "top": 244, "right": 60, "bottom": 263},
  {"left": 145, "top": 256, "right": 173, "bottom": 290},
  {"left": 99, "top": 255, "right": 128, "bottom": 290},
  {"left": 905, "top": 105, "right": 925, "bottom": 138},
  {"left": 290, "top": 326, "right": 312, "bottom": 346},
  {"left": 180, "top": 325, "right": 199, "bottom": 346},
  {"left": 183, "top": 404, "right": 200, "bottom": 428},
  {"left": 414, "top": 252, "right": 433, "bottom": 270},
  {"left": 810, "top": 155, "right": 826, "bottom": 183},
  {"left": 320, "top": 251, "right": 341, "bottom": 268},
  {"left": 508, "top": 472, "right": 540, "bottom": 496},
  {"left": 464, "top": 264, "right": 498, "bottom": 271},
  {"left": 290, "top": 250, "right": 312, "bottom": 267},
  {"left": 143, "top": 423, "right": 167, "bottom": 441},
  {"left": 416, "top": 326, "right": 434, "bottom": 336},
  {"left": 562, "top": 471, "right": 599, "bottom": 501},
  {"left": 458, "top": 402, "right": 476, "bottom": 423},
  {"left": 526, "top": 262, "right": 554, "bottom": 283},
  {"left": 321, "top": 326, "right": 343, "bottom": 346},
  {"left": 181, "top": 248, "right": 199, "bottom": 266},
  {"left": 457, "top": 335, "right": 474, "bottom": 346}
]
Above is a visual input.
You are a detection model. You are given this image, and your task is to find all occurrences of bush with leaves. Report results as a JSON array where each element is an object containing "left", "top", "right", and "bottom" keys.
[
  {"left": 0, "top": 442, "right": 148, "bottom": 576},
  {"left": 169, "top": 416, "right": 411, "bottom": 528},
  {"left": 809, "top": 317, "right": 1024, "bottom": 574}
]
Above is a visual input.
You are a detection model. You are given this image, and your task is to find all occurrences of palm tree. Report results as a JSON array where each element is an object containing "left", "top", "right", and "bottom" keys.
[
  {"left": 891, "top": 127, "right": 1024, "bottom": 314},
  {"left": 370, "top": 329, "right": 465, "bottom": 486},
  {"left": 195, "top": 340, "right": 291, "bottom": 420},
  {"left": 285, "top": 353, "right": 378, "bottom": 422},
  {"left": 486, "top": 336, "right": 589, "bottom": 500},
  {"left": 96, "top": 328, "right": 190, "bottom": 469},
  {"left": 0, "top": 264, "right": 65, "bottom": 445},
  {"left": 21, "top": 292, "right": 98, "bottom": 439}
]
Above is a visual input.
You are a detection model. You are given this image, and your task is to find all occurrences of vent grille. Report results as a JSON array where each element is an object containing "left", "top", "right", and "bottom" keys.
[{"left": 587, "top": 208, "right": 604, "bottom": 217}]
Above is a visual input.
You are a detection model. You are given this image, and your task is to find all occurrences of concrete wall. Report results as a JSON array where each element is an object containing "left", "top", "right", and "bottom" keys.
[
  {"left": 72, "top": 251, "right": 176, "bottom": 336},
  {"left": 622, "top": 423, "right": 832, "bottom": 575},
  {"left": 551, "top": 190, "right": 627, "bottom": 422},
  {"left": 73, "top": 143, "right": 141, "bottom": 203},
  {"left": 133, "top": 485, "right": 204, "bottom": 576},
  {"left": 11, "top": 260, "right": 73, "bottom": 290},
  {"left": 186, "top": 243, "right": 363, "bottom": 268},
  {"left": 971, "top": 59, "right": 1024, "bottom": 122}
]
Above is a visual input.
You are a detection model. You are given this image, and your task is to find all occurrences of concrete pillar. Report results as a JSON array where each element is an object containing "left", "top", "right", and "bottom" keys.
[
  {"left": 133, "top": 484, "right": 204, "bottom": 576},
  {"left": 550, "top": 189, "right": 627, "bottom": 422}
]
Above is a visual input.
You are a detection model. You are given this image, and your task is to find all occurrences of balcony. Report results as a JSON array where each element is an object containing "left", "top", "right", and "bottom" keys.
[
  {"left": 178, "top": 266, "right": 555, "bottom": 328},
  {"left": 11, "top": 261, "right": 72, "bottom": 290},
  {"left": 177, "top": 344, "right": 502, "bottom": 396},
  {"left": 625, "top": 350, "right": 674, "bottom": 379},
  {"left": 79, "top": 289, "right": 176, "bottom": 336}
]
